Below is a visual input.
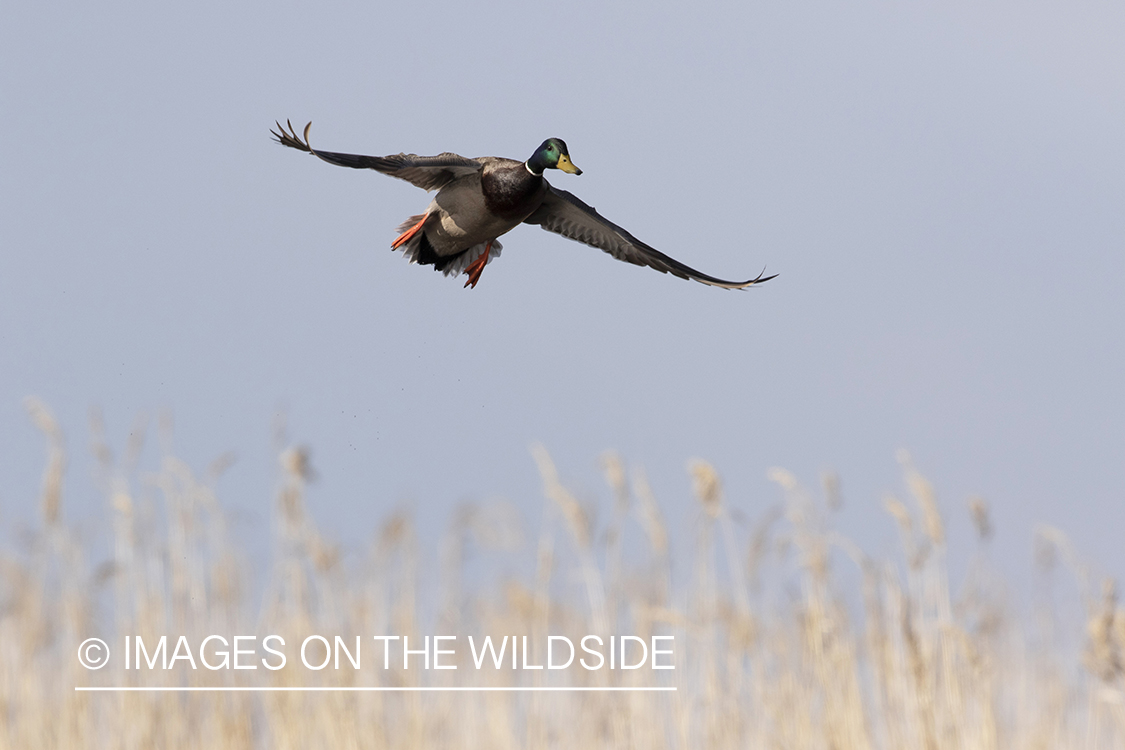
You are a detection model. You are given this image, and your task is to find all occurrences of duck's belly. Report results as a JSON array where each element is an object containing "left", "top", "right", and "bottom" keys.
[{"left": 423, "top": 175, "right": 532, "bottom": 256}]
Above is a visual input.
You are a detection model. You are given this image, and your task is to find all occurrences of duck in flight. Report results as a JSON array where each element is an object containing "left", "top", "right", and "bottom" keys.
[{"left": 271, "top": 121, "right": 776, "bottom": 289}]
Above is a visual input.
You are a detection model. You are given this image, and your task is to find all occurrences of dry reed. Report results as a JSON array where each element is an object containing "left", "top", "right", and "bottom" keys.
[{"left": 1, "top": 400, "right": 1123, "bottom": 749}]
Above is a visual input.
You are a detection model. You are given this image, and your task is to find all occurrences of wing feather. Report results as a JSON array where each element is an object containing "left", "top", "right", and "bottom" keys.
[
  {"left": 271, "top": 120, "right": 481, "bottom": 192},
  {"left": 523, "top": 186, "right": 775, "bottom": 289}
]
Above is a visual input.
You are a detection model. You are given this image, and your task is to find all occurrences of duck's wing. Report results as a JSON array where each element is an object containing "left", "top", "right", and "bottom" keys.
[
  {"left": 522, "top": 185, "right": 776, "bottom": 289},
  {"left": 271, "top": 120, "right": 482, "bottom": 192}
]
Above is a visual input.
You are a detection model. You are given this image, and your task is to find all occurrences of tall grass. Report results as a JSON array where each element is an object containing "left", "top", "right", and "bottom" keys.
[{"left": 2, "top": 397, "right": 1124, "bottom": 749}]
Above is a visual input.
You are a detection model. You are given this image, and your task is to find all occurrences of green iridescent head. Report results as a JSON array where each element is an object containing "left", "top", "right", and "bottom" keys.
[{"left": 526, "top": 138, "right": 582, "bottom": 176}]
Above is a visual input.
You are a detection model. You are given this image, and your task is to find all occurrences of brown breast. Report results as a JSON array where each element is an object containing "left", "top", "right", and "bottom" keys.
[{"left": 481, "top": 162, "right": 547, "bottom": 221}]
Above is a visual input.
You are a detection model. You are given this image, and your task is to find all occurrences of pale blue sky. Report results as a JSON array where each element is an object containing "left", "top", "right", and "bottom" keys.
[{"left": 1, "top": 1, "right": 1122, "bottom": 586}]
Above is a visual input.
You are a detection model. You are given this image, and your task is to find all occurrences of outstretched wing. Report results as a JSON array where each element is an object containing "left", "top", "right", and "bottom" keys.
[
  {"left": 522, "top": 185, "right": 776, "bottom": 289},
  {"left": 271, "top": 120, "right": 482, "bottom": 192}
]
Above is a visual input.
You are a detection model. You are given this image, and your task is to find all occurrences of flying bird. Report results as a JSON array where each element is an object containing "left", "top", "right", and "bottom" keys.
[{"left": 270, "top": 121, "right": 776, "bottom": 289}]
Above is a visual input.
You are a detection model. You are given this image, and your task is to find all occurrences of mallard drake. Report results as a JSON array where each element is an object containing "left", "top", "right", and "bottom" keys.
[{"left": 271, "top": 121, "right": 776, "bottom": 289}]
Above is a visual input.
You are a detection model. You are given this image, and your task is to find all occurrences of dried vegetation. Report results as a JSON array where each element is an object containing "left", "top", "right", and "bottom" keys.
[{"left": 2, "top": 398, "right": 1124, "bottom": 748}]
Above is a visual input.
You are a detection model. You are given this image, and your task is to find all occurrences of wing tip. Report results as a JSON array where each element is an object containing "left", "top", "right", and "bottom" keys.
[
  {"left": 270, "top": 119, "right": 314, "bottom": 153},
  {"left": 701, "top": 268, "right": 778, "bottom": 290},
  {"left": 739, "top": 268, "right": 779, "bottom": 288}
]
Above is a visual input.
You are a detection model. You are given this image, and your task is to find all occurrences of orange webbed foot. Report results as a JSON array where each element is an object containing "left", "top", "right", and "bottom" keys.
[
  {"left": 392, "top": 213, "right": 428, "bottom": 250},
  {"left": 463, "top": 241, "right": 493, "bottom": 289}
]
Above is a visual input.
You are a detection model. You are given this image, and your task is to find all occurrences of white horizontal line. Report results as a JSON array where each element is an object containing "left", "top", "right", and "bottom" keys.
[{"left": 75, "top": 686, "right": 676, "bottom": 692}]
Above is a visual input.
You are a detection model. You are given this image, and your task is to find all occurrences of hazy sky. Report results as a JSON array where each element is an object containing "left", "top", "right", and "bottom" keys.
[{"left": 2, "top": 1, "right": 1122, "bottom": 587}]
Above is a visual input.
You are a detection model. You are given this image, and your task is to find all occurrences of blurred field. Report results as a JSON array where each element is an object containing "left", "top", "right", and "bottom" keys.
[{"left": 3, "top": 397, "right": 1124, "bottom": 749}]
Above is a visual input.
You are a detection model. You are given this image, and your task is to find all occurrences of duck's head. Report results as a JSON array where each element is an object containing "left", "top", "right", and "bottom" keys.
[{"left": 526, "top": 138, "right": 582, "bottom": 176}]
